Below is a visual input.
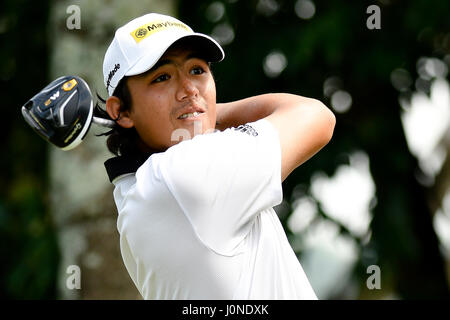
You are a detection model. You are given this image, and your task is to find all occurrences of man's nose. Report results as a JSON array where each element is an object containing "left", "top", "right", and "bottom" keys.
[{"left": 176, "top": 76, "right": 199, "bottom": 101}]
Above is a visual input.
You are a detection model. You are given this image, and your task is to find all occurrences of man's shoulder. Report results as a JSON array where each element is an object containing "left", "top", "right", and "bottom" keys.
[{"left": 104, "top": 119, "right": 274, "bottom": 183}]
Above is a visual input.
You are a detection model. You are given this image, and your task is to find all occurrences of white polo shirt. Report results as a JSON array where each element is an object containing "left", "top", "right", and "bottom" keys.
[{"left": 107, "top": 119, "right": 317, "bottom": 300}]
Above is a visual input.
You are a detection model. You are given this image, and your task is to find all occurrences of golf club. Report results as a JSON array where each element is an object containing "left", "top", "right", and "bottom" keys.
[{"left": 21, "top": 75, "right": 114, "bottom": 150}]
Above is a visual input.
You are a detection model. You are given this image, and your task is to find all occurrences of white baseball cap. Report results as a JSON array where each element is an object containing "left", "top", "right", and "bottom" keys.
[{"left": 103, "top": 13, "right": 225, "bottom": 96}]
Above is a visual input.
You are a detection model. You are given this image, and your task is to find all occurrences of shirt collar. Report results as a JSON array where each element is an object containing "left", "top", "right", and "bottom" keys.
[{"left": 104, "top": 152, "right": 153, "bottom": 183}]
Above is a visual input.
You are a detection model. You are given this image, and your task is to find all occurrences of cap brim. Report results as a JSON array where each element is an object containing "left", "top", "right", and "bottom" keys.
[{"left": 126, "top": 33, "right": 224, "bottom": 77}]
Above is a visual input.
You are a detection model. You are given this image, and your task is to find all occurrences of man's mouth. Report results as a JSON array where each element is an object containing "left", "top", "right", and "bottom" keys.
[
  {"left": 176, "top": 102, "right": 206, "bottom": 120},
  {"left": 178, "top": 111, "right": 204, "bottom": 120}
]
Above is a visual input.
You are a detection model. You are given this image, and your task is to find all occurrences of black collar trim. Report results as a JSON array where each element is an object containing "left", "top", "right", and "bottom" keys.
[{"left": 104, "top": 153, "right": 152, "bottom": 183}]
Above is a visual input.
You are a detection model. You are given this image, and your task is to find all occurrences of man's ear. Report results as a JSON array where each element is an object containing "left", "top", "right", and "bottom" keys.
[{"left": 105, "top": 96, "right": 134, "bottom": 128}]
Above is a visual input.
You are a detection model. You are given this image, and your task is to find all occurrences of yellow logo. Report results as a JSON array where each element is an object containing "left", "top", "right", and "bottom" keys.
[
  {"left": 130, "top": 20, "right": 191, "bottom": 43},
  {"left": 62, "top": 79, "right": 78, "bottom": 91},
  {"left": 134, "top": 28, "right": 148, "bottom": 39}
]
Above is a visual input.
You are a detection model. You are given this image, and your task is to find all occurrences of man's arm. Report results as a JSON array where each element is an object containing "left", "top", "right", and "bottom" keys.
[{"left": 216, "top": 93, "right": 336, "bottom": 181}]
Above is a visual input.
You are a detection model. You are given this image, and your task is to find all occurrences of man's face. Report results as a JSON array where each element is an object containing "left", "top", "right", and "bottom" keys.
[{"left": 125, "top": 45, "right": 217, "bottom": 151}]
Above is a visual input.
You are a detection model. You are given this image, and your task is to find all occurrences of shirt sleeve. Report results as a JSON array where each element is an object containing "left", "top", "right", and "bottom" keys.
[{"left": 157, "top": 119, "right": 282, "bottom": 255}]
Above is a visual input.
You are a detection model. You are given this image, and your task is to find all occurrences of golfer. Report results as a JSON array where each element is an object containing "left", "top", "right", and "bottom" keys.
[{"left": 99, "top": 12, "right": 335, "bottom": 299}]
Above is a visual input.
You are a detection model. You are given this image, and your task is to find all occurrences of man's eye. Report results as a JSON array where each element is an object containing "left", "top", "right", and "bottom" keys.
[
  {"left": 190, "top": 67, "right": 205, "bottom": 75},
  {"left": 152, "top": 74, "right": 170, "bottom": 83}
]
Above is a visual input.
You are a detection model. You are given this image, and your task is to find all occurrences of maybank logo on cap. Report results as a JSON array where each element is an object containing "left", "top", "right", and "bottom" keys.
[{"left": 131, "top": 20, "right": 191, "bottom": 43}]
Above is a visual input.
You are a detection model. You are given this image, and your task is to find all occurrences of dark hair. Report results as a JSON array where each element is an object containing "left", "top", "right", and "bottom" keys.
[{"left": 94, "top": 78, "right": 143, "bottom": 156}]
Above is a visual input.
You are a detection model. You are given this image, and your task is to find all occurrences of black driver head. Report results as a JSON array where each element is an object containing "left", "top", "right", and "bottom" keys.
[{"left": 21, "top": 75, "right": 93, "bottom": 150}]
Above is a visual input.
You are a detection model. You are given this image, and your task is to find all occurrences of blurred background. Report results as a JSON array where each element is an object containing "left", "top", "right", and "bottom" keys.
[{"left": 1, "top": 0, "right": 449, "bottom": 299}]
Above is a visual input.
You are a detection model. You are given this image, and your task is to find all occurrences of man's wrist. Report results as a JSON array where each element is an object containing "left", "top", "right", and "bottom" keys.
[{"left": 215, "top": 103, "right": 233, "bottom": 130}]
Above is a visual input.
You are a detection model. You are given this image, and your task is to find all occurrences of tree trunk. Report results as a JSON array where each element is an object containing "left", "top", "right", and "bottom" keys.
[{"left": 48, "top": 0, "right": 176, "bottom": 299}]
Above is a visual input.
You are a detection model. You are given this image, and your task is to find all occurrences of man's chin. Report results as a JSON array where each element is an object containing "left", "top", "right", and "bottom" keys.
[{"left": 169, "top": 120, "right": 218, "bottom": 145}]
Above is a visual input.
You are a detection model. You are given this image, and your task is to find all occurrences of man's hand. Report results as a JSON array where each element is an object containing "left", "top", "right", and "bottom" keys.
[{"left": 215, "top": 94, "right": 336, "bottom": 181}]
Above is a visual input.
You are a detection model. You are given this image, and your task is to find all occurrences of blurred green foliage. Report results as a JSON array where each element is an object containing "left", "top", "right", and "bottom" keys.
[
  {"left": 0, "top": 0, "right": 59, "bottom": 299},
  {"left": 180, "top": 0, "right": 450, "bottom": 298}
]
